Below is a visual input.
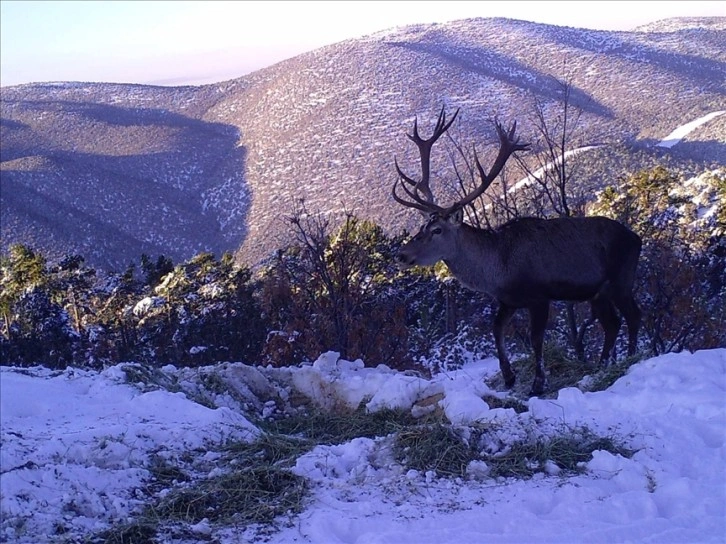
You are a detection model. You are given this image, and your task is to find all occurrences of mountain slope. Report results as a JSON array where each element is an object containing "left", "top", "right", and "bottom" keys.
[{"left": 1, "top": 17, "right": 724, "bottom": 270}]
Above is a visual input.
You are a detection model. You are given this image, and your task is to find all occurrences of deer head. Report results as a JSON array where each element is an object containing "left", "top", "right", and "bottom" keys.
[{"left": 392, "top": 106, "right": 530, "bottom": 268}]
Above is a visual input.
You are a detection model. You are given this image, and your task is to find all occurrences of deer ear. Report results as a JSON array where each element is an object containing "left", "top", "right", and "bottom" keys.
[{"left": 447, "top": 209, "right": 464, "bottom": 225}]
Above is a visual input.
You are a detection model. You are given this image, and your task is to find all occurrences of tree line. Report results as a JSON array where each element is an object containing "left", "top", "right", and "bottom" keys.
[{"left": 1, "top": 166, "right": 724, "bottom": 372}]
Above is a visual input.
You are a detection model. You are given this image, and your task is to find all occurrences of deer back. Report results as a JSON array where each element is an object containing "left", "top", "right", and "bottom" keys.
[{"left": 444, "top": 216, "right": 641, "bottom": 307}]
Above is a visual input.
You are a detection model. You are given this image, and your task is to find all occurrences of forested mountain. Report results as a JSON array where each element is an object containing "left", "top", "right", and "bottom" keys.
[{"left": 1, "top": 16, "right": 724, "bottom": 270}]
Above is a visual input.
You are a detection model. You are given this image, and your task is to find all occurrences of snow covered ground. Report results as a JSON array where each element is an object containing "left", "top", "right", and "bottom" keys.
[
  {"left": 656, "top": 111, "right": 726, "bottom": 149},
  {"left": 1, "top": 348, "right": 724, "bottom": 543}
]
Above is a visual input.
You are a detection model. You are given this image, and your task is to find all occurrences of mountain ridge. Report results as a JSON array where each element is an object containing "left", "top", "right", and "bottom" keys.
[{"left": 1, "top": 16, "right": 724, "bottom": 270}]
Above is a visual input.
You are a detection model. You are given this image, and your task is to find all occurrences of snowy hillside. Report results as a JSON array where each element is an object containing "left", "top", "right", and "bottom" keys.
[
  {"left": 2, "top": 349, "right": 724, "bottom": 543},
  {"left": 2, "top": 16, "right": 724, "bottom": 270}
]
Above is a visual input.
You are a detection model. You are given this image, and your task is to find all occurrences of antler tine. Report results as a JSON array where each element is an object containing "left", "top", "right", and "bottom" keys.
[
  {"left": 432, "top": 105, "right": 459, "bottom": 141},
  {"left": 408, "top": 106, "right": 459, "bottom": 144},
  {"left": 408, "top": 117, "right": 419, "bottom": 143},
  {"left": 442, "top": 118, "right": 530, "bottom": 216},
  {"left": 394, "top": 157, "right": 419, "bottom": 190},
  {"left": 394, "top": 106, "right": 460, "bottom": 212},
  {"left": 393, "top": 156, "right": 446, "bottom": 213},
  {"left": 391, "top": 174, "right": 445, "bottom": 214}
]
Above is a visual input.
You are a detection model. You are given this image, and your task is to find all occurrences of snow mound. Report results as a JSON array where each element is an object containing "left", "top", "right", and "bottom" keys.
[
  {"left": 0, "top": 366, "right": 257, "bottom": 541},
  {"left": 1, "top": 349, "right": 724, "bottom": 543}
]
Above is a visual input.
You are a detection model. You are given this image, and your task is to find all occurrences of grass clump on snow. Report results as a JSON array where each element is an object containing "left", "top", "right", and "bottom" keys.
[
  {"left": 394, "top": 421, "right": 634, "bottom": 480},
  {"left": 225, "top": 432, "right": 315, "bottom": 467},
  {"left": 97, "top": 434, "right": 310, "bottom": 543},
  {"left": 260, "top": 404, "right": 420, "bottom": 444},
  {"left": 485, "top": 428, "right": 635, "bottom": 479},
  {"left": 95, "top": 520, "right": 158, "bottom": 544},
  {"left": 96, "top": 404, "right": 417, "bottom": 542},
  {"left": 97, "top": 465, "right": 307, "bottom": 543},
  {"left": 154, "top": 466, "right": 308, "bottom": 526},
  {"left": 394, "top": 424, "right": 475, "bottom": 477}
]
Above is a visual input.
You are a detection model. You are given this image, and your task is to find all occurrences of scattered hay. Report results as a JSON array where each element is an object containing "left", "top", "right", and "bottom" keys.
[
  {"left": 95, "top": 520, "right": 157, "bottom": 544},
  {"left": 393, "top": 421, "right": 634, "bottom": 480},
  {"left": 225, "top": 432, "right": 314, "bottom": 468},
  {"left": 97, "top": 367, "right": 637, "bottom": 542},
  {"left": 394, "top": 423, "right": 476, "bottom": 478},
  {"left": 261, "top": 404, "right": 419, "bottom": 444},
  {"left": 486, "top": 429, "right": 635, "bottom": 479},
  {"left": 147, "top": 455, "right": 190, "bottom": 487},
  {"left": 154, "top": 467, "right": 308, "bottom": 526}
]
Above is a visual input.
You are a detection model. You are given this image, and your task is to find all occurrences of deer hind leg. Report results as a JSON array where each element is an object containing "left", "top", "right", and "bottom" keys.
[
  {"left": 528, "top": 301, "right": 550, "bottom": 397},
  {"left": 494, "top": 304, "right": 517, "bottom": 388},
  {"left": 613, "top": 293, "right": 642, "bottom": 357},
  {"left": 591, "top": 297, "right": 621, "bottom": 364}
]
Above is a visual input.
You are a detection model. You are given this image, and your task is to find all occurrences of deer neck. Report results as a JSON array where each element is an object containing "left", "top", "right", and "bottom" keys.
[{"left": 442, "top": 224, "right": 500, "bottom": 294}]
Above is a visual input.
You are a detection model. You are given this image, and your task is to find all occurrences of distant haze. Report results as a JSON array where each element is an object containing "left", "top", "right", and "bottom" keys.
[{"left": 1, "top": 0, "right": 723, "bottom": 87}]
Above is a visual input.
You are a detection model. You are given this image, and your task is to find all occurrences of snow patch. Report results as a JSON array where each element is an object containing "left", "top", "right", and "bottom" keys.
[{"left": 1, "top": 349, "right": 725, "bottom": 543}]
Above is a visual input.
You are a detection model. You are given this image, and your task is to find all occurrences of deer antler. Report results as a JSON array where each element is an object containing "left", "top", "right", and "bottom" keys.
[
  {"left": 392, "top": 106, "right": 459, "bottom": 215},
  {"left": 440, "top": 119, "right": 530, "bottom": 216},
  {"left": 392, "top": 109, "right": 529, "bottom": 218}
]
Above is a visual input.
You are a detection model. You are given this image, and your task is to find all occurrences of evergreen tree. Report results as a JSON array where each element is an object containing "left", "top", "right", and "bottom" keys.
[
  {"left": 0, "top": 245, "right": 77, "bottom": 367},
  {"left": 140, "top": 253, "right": 174, "bottom": 287},
  {"left": 1, "top": 245, "right": 47, "bottom": 337},
  {"left": 591, "top": 167, "right": 726, "bottom": 353},
  {"left": 133, "top": 251, "right": 266, "bottom": 365}
]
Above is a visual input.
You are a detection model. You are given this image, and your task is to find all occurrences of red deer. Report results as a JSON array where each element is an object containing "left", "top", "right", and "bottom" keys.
[{"left": 392, "top": 107, "right": 641, "bottom": 396}]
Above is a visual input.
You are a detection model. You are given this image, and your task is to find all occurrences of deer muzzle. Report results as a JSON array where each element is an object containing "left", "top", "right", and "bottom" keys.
[{"left": 395, "top": 249, "right": 416, "bottom": 269}]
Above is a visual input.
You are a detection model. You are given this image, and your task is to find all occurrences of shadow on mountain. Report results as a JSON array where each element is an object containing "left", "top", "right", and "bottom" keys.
[
  {"left": 0, "top": 101, "right": 250, "bottom": 272},
  {"left": 387, "top": 41, "right": 615, "bottom": 119},
  {"left": 0, "top": 118, "right": 28, "bottom": 130},
  {"left": 1, "top": 175, "right": 172, "bottom": 270},
  {"left": 542, "top": 26, "right": 726, "bottom": 92},
  {"left": 0, "top": 100, "right": 238, "bottom": 162},
  {"left": 1, "top": 99, "right": 234, "bottom": 133}
]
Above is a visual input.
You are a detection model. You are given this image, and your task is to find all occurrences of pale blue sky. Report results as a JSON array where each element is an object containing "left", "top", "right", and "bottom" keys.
[{"left": 1, "top": 1, "right": 723, "bottom": 87}]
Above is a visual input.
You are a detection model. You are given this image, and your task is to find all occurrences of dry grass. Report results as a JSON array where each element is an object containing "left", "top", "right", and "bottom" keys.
[
  {"left": 394, "top": 424, "right": 476, "bottom": 477},
  {"left": 97, "top": 379, "right": 635, "bottom": 542},
  {"left": 260, "top": 404, "right": 420, "bottom": 443},
  {"left": 394, "top": 421, "right": 634, "bottom": 480},
  {"left": 485, "top": 429, "right": 635, "bottom": 479},
  {"left": 154, "top": 467, "right": 308, "bottom": 526}
]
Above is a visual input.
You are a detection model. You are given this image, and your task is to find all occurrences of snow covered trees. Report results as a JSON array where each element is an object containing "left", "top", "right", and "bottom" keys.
[
  {"left": 1, "top": 248, "right": 266, "bottom": 368},
  {"left": 134, "top": 252, "right": 266, "bottom": 365},
  {"left": 591, "top": 166, "right": 726, "bottom": 353},
  {"left": 0, "top": 246, "right": 78, "bottom": 367}
]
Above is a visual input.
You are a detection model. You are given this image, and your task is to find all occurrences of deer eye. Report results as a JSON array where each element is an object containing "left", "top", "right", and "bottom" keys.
[{"left": 431, "top": 226, "right": 443, "bottom": 235}]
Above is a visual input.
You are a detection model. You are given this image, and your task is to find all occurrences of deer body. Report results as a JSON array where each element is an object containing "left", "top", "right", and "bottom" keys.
[
  {"left": 392, "top": 108, "right": 641, "bottom": 396},
  {"left": 420, "top": 216, "right": 639, "bottom": 305}
]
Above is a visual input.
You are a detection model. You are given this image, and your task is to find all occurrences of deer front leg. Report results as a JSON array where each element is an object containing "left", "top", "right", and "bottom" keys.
[
  {"left": 529, "top": 302, "right": 550, "bottom": 396},
  {"left": 494, "top": 304, "right": 517, "bottom": 388}
]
